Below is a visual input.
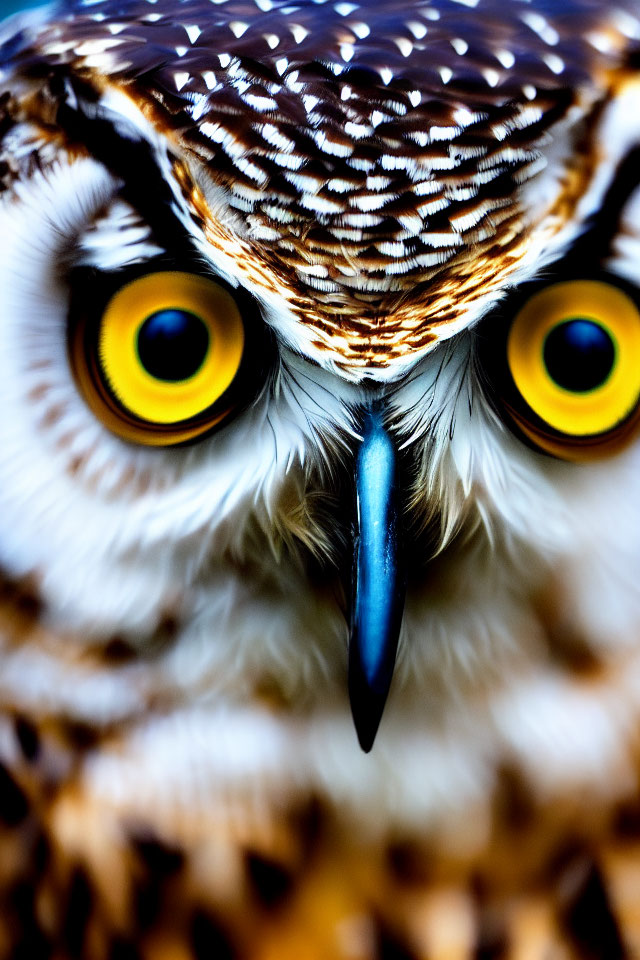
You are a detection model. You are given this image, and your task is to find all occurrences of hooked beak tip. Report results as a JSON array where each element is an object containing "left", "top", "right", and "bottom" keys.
[{"left": 348, "top": 661, "right": 388, "bottom": 753}]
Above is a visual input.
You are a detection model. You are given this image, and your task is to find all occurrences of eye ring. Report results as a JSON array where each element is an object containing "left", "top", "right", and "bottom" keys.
[
  {"left": 506, "top": 279, "right": 640, "bottom": 442},
  {"left": 70, "top": 270, "right": 252, "bottom": 446},
  {"left": 99, "top": 271, "right": 244, "bottom": 425}
]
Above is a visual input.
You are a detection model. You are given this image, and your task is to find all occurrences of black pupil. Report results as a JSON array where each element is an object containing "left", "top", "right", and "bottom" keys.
[
  {"left": 137, "top": 310, "right": 209, "bottom": 382},
  {"left": 543, "top": 319, "right": 615, "bottom": 393}
]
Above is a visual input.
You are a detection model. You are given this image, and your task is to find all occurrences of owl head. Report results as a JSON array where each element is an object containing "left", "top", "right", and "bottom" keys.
[{"left": 1, "top": 0, "right": 640, "bottom": 794}]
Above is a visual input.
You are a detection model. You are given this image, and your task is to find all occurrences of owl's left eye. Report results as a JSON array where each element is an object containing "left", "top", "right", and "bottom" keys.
[
  {"left": 492, "top": 279, "right": 640, "bottom": 460},
  {"left": 70, "top": 271, "right": 252, "bottom": 446}
]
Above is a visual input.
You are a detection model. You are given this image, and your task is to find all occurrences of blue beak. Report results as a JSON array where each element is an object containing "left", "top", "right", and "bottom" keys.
[{"left": 349, "top": 405, "right": 406, "bottom": 752}]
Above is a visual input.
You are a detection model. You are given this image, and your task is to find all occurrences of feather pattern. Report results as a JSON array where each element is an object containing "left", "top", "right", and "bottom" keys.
[{"left": 1, "top": 1, "right": 640, "bottom": 957}]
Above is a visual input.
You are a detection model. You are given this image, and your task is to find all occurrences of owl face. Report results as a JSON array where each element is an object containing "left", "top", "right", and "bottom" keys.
[{"left": 2, "top": 0, "right": 640, "bottom": 805}]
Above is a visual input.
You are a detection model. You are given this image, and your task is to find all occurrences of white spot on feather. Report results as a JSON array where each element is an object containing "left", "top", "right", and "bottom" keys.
[
  {"left": 395, "top": 37, "right": 413, "bottom": 58},
  {"left": 482, "top": 68, "right": 500, "bottom": 88},
  {"left": 586, "top": 31, "right": 616, "bottom": 54},
  {"left": 613, "top": 10, "right": 640, "bottom": 40},
  {"left": 495, "top": 49, "right": 515, "bottom": 69},
  {"left": 184, "top": 24, "right": 202, "bottom": 43},
  {"left": 340, "top": 43, "right": 355, "bottom": 62},
  {"left": 350, "top": 21, "right": 370, "bottom": 39},
  {"left": 229, "top": 20, "right": 249, "bottom": 38},
  {"left": 74, "top": 37, "right": 125, "bottom": 55},
  {"left": 173, "top": 71, "right": 190, "bottom": 91},
  {"left": 542, "top": 53, "right": 564, "bottom": 75},
  {"left": 520, "top": 11, "right": 559, "bottom": 45},
  {"left": 407, "top": 20, "right": 427, "bottom": 40},
  {"left": 290, "top": 24, "right": 309, "bottom": 43},
  {"left": 451, "top": 37, "right": 468, "bottom": 55},
  {"left": 334, "top": 1, "right": 358, "bottom": 14}
]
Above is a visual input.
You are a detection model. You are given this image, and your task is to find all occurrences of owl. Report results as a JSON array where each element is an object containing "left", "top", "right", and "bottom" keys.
[{"left": 3, "top": 0, "right": 640, "bottom": 956}]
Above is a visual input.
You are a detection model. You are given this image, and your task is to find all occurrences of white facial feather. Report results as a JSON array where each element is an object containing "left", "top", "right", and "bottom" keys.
[{"left": 78, "top": 199, "right": 165, "bottom": 269}]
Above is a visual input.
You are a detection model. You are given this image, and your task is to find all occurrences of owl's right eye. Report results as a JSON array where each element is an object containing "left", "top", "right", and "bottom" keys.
[
  {"left": 484, "top": 279, "right": 640, "bottom": 461},
  {"left": 70, "top": 270, "right": 256, "bottom": 446}
]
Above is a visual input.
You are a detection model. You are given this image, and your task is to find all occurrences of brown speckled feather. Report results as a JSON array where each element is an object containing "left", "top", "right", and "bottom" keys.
[{"left": 3, "top": 0, "right": 640, "bottom": 367}]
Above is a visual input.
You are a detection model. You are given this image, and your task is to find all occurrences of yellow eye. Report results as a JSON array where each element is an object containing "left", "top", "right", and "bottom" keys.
[
  {"left": 506, "top": 280, "right": 640, "bottom": 459},
  {"left": 71, "top": 271, "right": 246, "bottom": 446}
]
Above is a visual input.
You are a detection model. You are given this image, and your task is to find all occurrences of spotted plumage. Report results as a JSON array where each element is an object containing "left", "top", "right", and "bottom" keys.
[
  {"left": 3, "top": 0, "right": 640, "bottom": 957},
  {"left": 5, "top": 0, "right": 639, "bottom": 369}
]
